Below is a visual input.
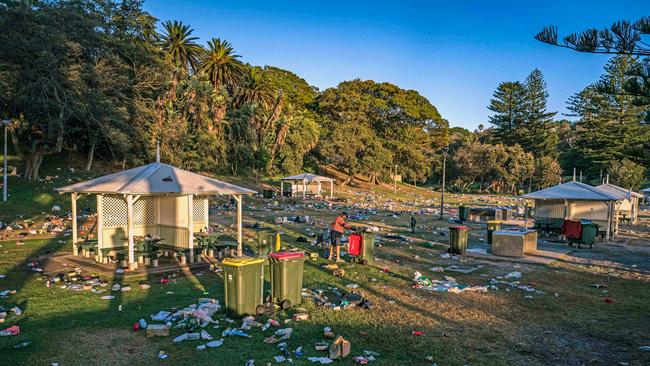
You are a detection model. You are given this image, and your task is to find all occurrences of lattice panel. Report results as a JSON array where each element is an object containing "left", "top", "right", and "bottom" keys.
[
  {"left": 134, "top": 196, "right": 158, "bottom": 226},
  {"left": 102, "top": 195, "right": 128, "bottom": 227},
  {"left": 193, "top": 198, "right": 206, "bottom": 223}
]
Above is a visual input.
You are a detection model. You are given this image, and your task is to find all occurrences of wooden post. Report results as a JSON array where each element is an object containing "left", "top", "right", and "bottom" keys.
[
  {"left": 71, "top": 193, "right": 78, "bottom": 256},
  {"left": 302, "top": 179, "right": 306, "bottom": 199},
  {"left": 126, "top": 195, "right": 135, "bottom": 270},
  {"left": 235, "top": 195, "right": 243, "bottom": 257},
  {"left": 280, "top": 181, "right": 284, "bottom": 199},
  {"left": 605, "top": 202, "right": 612, "bottom": 241},
  {"left": 330, "top": 180, "right": 334, "bottom": 199},
  {"left": 97, "top": 195, "right": 104, "bottom": 262},
  {"left": 188, "top": 194, "right": 194, "bottom": 263},
  {"left": 317, "top": 181, "right": 321, "bottom": 197}
]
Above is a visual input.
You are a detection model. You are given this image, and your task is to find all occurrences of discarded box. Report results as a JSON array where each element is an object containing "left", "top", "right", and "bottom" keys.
[
  {"left": 146, "top": 324, "right": 170, "bottom": 337},
  {"left": 292, "top": 313, "right": 309, "bottom": 321}
]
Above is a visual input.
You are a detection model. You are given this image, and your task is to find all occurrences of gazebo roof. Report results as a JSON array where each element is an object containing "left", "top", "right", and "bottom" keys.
[
  {"left": 595, "top": 183, "right": 643, "bottom": 199},
  {"left": 56, "top": 163, "right": 256, "bottom": 195},
  {"left": 521, "top": 181, "right": 619, "bottom": 201},
  {"left": 280, "top": 173, "right": 334, "bottom": 182},
  {"left": 642, "top": 187, "right": 650, "bottom": 193}
]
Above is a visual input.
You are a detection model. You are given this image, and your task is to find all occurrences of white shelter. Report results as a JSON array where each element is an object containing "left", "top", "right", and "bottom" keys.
[
  {"left": 596, "top": 183, "right": 643, "bottom": 224},
  {"left": 280, "top": 173, "right": 334, "bottom": 199},
  {"left": 56, "top": 162, "right": 255, "bottom": 269},
  {"left": 640, "top": 187, "right": 650, "bottom": 204},
  {"left": 521, "top": 181, "right": 619, "bottom": 239}
]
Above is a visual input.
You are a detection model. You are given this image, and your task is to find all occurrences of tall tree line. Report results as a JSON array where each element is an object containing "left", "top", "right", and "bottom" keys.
[{"left": 0, "top": 0, "right": 447, "bottom": 184}]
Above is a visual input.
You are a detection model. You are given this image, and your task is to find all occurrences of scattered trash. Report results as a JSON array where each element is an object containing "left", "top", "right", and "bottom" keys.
[
  {"left": 0, "top": 325, "right": 20, "bottom": 336},
  {"left": 505, "top": 272, "right": 522, "bottom": 279},
  {"left": 603, "top": 297, "right": 615, "bottom": 304},
  {"left": 307, "top": 357, "right": 334, "bottom": 364},
  {"left": 329, "top": 335, "right": 351, "bottom": 359}
]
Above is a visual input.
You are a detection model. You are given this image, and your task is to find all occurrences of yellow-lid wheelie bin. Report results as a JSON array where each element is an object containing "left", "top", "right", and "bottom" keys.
[
  {"left": 486, "top": 220, "right": 502, "bottom": 245},
  {"left": 449, "top": 226, "right": 469, "bottom": 254},
  {"left": 222, "top": 257, "right": 265, "bottom": 317},
  {"left": 268, "top": 252, "right": 305, "bottom": 310}
]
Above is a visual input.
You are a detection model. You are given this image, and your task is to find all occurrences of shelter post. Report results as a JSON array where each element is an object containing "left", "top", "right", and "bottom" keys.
[
  {"left": 188, "top": 194, "right": 194, "bottom": 263},
  {"left": 330, "top": 180, "right": 334, "bottom": 199},
  {"left": 303, "top": 179, "right": 306, "bottom": 199},
  {"left": 126, "top": 194, "right": 135, "bottom": 269},
  {"left": 71, "top": 193, "right": 78, "bottom": 256},
  {"left": 606, "top": 202, "right": 612, "bottom": 241},
  {"left": 96, "top": 195, "right": 103, "bottom": 262},
  {"left": 280, "top": 181, "right": 284, "bottom": 199},
  {"left": 234, "top": 194, "right": 243, "bottom": 257},
  {"left": 317, "top": 181, "right": 321, "bottom": 197}
]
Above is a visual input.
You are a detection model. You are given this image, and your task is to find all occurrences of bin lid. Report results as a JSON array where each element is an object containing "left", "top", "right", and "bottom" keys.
[
  {"left": 451, "top": 225, "right": 468, "bottom": 230},
  {"left": 487, "top": 220, "right": 502, "bottom": 224},
  {"left": 269, "top": 252, "right": 304, "bottom": 260},
  {"left": 222, "top": 257, "right": 266, "bottom": 267}
]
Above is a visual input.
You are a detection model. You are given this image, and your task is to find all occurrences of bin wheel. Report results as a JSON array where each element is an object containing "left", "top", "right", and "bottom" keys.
[
  {"left": 255, "top": 305, "right": 268, "bottom": 316},
  {"left": 279, "top": 299, "right": 291, "bottom": 310}
]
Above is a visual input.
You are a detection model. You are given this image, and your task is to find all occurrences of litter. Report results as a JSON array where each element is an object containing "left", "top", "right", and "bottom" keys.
[
  {"left": 206, "top": 339, "right": 224, "bottom": 348},
  {"left": 505, "top": 272, "right": 522, "bottom": 279},
  {"left": 329, "top": 335, "right": 351, "bottom": 359},
  {"left": 413, "top": 272, "right": 487, "bottom": 293},
  {"left": 0, "top": 325, "right": 20, "bottom": 336},
  {"left": 308, "top": 357, "right": 334, "bottom": 364}
]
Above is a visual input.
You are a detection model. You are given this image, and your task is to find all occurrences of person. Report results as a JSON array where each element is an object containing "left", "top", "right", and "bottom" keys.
[
  {"left": 329, "top": 212, "right": 348, "bottom": 262},
  {"left": 410, "top": 216, "right": 416, "bottom": 233}
]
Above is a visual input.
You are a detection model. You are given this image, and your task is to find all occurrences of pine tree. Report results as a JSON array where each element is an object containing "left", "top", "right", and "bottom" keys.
[
  {"left": 520, "top": 69, "right": 558, "bottom": 158},
  {"left": 487, "top": 81, "right": 526, "bottom": 143}
]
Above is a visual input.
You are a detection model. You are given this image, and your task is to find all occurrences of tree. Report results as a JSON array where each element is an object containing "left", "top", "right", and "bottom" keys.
[
  {"left": 608, "top": 158, "right": 646, "bottom": 190},
  {"left": 317, "top": 79, "right": 446, "bottom": 185},
  {"left": 488, "top": 81, "right": 526, "bottom": 143},
  {"left": 568, "top": 56, "right": 650, "bottom": 176},
  {"left": 234, "top": 67, "right": 275, "bottom": 108},
  {"left": 535, "top": 18, "right": 650, "bottom": 56},
  {"left": 201, "top": 38, "right": 243, "bottom": 90},
  {"left": 159, "top": 20, "right": 203, "bottom": 74},
  {"left": 520, "top": 69, "right": 558, "bottom": 158}
]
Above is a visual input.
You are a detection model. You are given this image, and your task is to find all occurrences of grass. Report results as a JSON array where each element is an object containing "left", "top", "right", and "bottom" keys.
[{"left": 0, "top": 157, "right": 649, "bottom": 365}]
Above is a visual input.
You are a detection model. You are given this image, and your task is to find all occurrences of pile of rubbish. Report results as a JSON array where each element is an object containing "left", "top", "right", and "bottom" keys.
[
  {"left": 45, "top": 268, "right": 109, "bottom": 293},
  {"left": 413, "top": 272, "right": 488, "bottom": 294},
  {"left": 302, "top": 288, "right": 374, "bottom": 310},
  {"left": 488, "top": 271, "right": 546, "bottom": 297}
]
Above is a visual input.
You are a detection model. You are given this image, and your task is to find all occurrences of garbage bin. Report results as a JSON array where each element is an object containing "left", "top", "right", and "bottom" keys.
[
  {"left": 222, "top": 257, "right": 265, "bottom": 317},
  {"left": 486, "top": 220, "right": 502, "bottom": 245},
  {"left": 257, "top": 230, "right": 277, "bottom": 257},
  {"left": 580, "top": 222, "right": 598, "bottom": 248},
  {"left": 269, "top": 252, "right": 306, "bottom": 309},
  {"left": 458, "top": 206, "right": 469, "bottom": 221},
  {"left": 449, "top": 226, "right": 469, "bottom": 254},
  {"left": 357, "top": 233, "right": 375, "bottom": 264}
]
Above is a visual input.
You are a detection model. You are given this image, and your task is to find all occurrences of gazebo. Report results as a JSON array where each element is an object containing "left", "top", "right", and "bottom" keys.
[
  {"left": 522, "top": 181, "right": 619, "bottom": 239},
  {"left": 280, "top": 173, "right": 334, "bottom": 199},
  {"left": 56, "top": 161, "right": 255, "bottom": 269},
  {"left": 596, "top": 182, "right": 643, "bottom": 224}
]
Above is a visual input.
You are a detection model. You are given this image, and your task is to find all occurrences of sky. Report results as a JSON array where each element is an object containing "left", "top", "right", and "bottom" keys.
[{"left": 143, "top": 1, "right": 647, "bottom": 130}]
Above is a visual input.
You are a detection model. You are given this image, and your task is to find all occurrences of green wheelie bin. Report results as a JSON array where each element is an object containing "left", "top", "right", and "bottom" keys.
[
  {"left": 449, "top": 226, "right": 469, "bottom": 254},
  {"left": 222, "top": 257, "right": 266, "bottom": 317},
  {"left": 257, "top": 230, "right": 277, "bottom": 257},
  {"left": 357, "top": 233, "right": 375, "bottom": 264},
  {"left": 458, "top": 206, "right": 469, "bottom": 222},
  {"left": 268, "top": 252, "right": 306, "bottom": 309},
  {"left": 580, "top": 222, "right": 598, "bottom": 249},
  {"left": 486, "top": 220, "right": 502, "bottom": 245}
]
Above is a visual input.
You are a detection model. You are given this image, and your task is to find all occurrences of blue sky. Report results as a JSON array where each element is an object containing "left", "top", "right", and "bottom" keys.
[{"left": 143, "top": 1, "right": 647, "bottom": 130}]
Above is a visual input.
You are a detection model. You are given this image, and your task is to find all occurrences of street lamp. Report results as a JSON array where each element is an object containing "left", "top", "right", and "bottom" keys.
[
  {"left": 439, "top": 146, "right": 449, "bottom": 220},
  {"left": 2, "top": 119, "right": 10, "bottom": 202}
]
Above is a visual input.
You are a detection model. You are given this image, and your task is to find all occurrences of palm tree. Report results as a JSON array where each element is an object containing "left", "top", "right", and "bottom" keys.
[
  {"left": 234, "top": 67, "right": 275, "bottom": 108},
  {"left": 159, "top": 20, "right": 203, "bottom": 73},
  {"left": 201, "top": 38, "right": 243, "bottom": 89}
]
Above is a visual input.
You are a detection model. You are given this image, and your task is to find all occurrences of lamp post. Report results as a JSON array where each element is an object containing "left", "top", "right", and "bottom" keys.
[
  {"left": 439, "top": 146, "right": 449, "bottom": 220},
  {"left": 2, "top": 119, "right": 10, "bottom": 202}
]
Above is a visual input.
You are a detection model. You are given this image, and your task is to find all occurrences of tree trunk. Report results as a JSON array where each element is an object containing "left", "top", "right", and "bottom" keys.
[
  {"left": 85, "top": 139, "right": 96, "bottom": 171},
  {"left": 24, "top": 152, "right": 44, "bottom": 181}
]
